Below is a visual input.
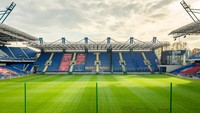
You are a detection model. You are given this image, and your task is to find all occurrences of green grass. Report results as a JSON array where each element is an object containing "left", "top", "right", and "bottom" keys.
[{"left": 0, "top": 74, "right": 200, "bottom": 113}]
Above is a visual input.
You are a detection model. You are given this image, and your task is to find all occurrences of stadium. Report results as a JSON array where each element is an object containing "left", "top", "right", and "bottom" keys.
[{"left": 0, "top": 0, "right": 200, "bottom": 113}]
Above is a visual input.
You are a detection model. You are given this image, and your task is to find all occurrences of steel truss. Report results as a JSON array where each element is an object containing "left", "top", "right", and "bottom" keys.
[
  {"left": 0, "top": 2, "right": 16, "bottom": 24},
  {"left": 169, "top": 0, "right": 200, "bottom": 39},
  {"left": 27, "top": 37, "right": 170, "bottom": 52}
]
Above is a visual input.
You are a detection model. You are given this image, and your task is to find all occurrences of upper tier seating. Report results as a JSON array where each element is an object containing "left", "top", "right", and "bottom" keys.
[
  {"left": 0, "top": 46, "right": 37, "bottom": 60},
  {"left": 22, "top": 48, "right": 37, "bottom": 58},
  {"left": 0, "top": 46, "right": 15, "bottom": 58},
  {"left": 0, "top": 50, "right": 10, "bottom": 60},
  {"left": 9, "top": 47, "right": 28, "bottom": 58}
]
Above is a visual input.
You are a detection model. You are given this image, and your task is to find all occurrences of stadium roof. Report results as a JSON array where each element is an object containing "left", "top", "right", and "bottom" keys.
[
  {"left": 27, "top": 37, "right": 170, "bottom": 51},
  {"left": 169, "top": 22, "right": 200, "bottom": 38},
  {"left": 169, "top": 1, "right": 200, "bottom": 39},
  {"left": 0, "top": 23, "right": 38, "bottom": 45}
]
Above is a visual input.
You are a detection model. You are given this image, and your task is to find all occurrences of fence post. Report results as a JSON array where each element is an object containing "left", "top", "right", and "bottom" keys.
[
  {"left": 96, "top": 82, "right": 98, "bottom": 113},
  {"left": 24, "top": 82, "right": 26, "bottom": 113},
  {"left": 170, "top": 82, "right": 172, "bottom": 113}
]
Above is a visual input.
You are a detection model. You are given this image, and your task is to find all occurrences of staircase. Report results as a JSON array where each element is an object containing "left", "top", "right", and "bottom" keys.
[
  {"left": 20, "top": 47, "right": 29, "bottom": 58},
  {"left": 24, "top": 64, "right": 29, "bottom": 71},
  {"left": 8, "top": 47, "right": 16, "bottom": 58},
  {"left": 119, "top": 52, "right": 126, "bottom": 73},
  {"left": 95, "top": 53, "right": 100, "bottom": 74},
  {"left": 69, "top": 53, "right": 76, "bottom": 73},
  {"left": 141, "top": 52, "right": 153, "bottom": 72},
  {"left": 42, "top": 53, "right": 54, "bottom": 73}
]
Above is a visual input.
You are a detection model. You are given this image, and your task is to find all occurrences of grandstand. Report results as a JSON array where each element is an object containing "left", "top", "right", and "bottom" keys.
[
  {"left": 0, "top": 23, "right": 38, "bottom": 79},
  {"left": 27, "top": 37, "right": 169, "bottom": 74},
  {"left": 0, "top": 23, "right": 170, "bottom": 78}
]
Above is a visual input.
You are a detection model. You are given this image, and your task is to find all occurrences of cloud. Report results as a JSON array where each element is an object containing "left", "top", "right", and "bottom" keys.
[{"left": 147, "top": 0, "right": 175, "bottom": 12}]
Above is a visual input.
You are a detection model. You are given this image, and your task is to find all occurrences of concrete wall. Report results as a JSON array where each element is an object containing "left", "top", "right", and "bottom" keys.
[{"left": 159, "top": 65, "right": 182, "bottom": 72}]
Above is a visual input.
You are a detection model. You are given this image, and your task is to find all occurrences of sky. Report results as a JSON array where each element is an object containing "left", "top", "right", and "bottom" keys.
[{"left": 0, "top": 0, "right": 200, "bottom": 49}]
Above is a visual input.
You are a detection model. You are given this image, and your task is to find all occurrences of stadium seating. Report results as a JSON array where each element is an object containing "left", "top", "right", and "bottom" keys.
[
  {"left": 131, "top": 52, "right": 149, "bottom": 72},
  {"left": 99, "top": 52, "right": 110, "bottom": 72},
  {"left": 35, "top": 52, "right": 51, "bottom": 72},
  {"left": 85, "top": 53, "right": 96, "bottom": 72},
  {"left": 122, "top": 52, "right": 135, "bottom": 71},
  {"left": 180, "top": 65, "right": 200, "bottom": 75},
  {"left": 0, "top": 49, "right": 11, "bottom": 60},
  {"left": 59, "top": 53, "right": 72, "bottom": 72},
  {"left": 46, "top": 52, "right": 63, "bottom": 72},
  {"left": 8, "top": 63, "right": 27, "bottom": 71},
  {"left": 17, "top": 51, "right": 160, "bottom": 74},
  {"left": 0, "top": 65, "right": 29, "bottom": 77},
  {"left": 8, "top": 66, "right": 27, "bottom": 74},
  {"left": 9, "top": 47, "right": 28, "bottom": 58},
  {"left": 170, "top": 63, "right": 195, "bottom": 74},
  {"left": 73, "top": 53, "right": 86, "bottom": 72},
  {"left": 22, "top": 48, "right": 37, "bottom": 58},
  {"left": 0, "top": 46, "right": 15, "bottom": 58},
  {"left": 0, "top": 46, "right": 37, "bottom": 60},
  {"left": 145, "top": 51, "right": 159, "bottom": 72},
  {"left": 25, "top": 63, "right": 34, "bottom": 71},
  {"left": 112, "top": 52, "right": 122, "bottom": 72},
  {"left": 0, "top": 67, "right": 18, "bottom": 76}
]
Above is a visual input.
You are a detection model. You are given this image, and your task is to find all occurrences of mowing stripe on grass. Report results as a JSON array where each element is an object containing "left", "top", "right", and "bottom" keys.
[{"left": 0, "top": 74, "right": 200, "bottom": 113}]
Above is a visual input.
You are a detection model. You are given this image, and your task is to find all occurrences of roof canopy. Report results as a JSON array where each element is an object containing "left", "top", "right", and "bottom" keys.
[
  {"left": 0, "top": 24, "right": 38, "bottom": 44},
  {"left": 169, "top": 22, "right": 200, "bottom": 38}
]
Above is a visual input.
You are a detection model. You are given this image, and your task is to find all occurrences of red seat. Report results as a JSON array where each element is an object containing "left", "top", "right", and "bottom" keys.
[
  {"left": 180, "top": 65, "right": 200, "bottom": 75},
  {"left": 59, "top": 54, "right": 72, "bottom": 71}
]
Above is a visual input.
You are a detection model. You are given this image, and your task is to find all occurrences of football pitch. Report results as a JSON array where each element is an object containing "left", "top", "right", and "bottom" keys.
[{"left": 0, "top": 74, "right": 200, "bottom": 113}]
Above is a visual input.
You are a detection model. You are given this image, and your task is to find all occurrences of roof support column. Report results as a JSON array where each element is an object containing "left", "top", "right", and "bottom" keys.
[
  {"left": 107, "top": 37, "right": 111, "bottom": 44},
  {"left": 62, "top": 37, "right": 66, "bottom": 52},
  {"left": 130, "top": 37, "right": 134, "bottom": 44},
  {"left": 62, "top": 37, "right": 65, "bottom": 44},
  {"left": 39, "top": 37, "right": 44, "bottom": 52},
  {"left": 84, "top": 37, "right": 88, "bottom": 44},
  {"left": 39, "top": 37, "right": 43, "bottom": 45},
  {"left": 84, "top": 37, "right": 88, "bottom": 53},
  {"left": 153, "top": 37, "right": 157, "bottom": 43}
]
